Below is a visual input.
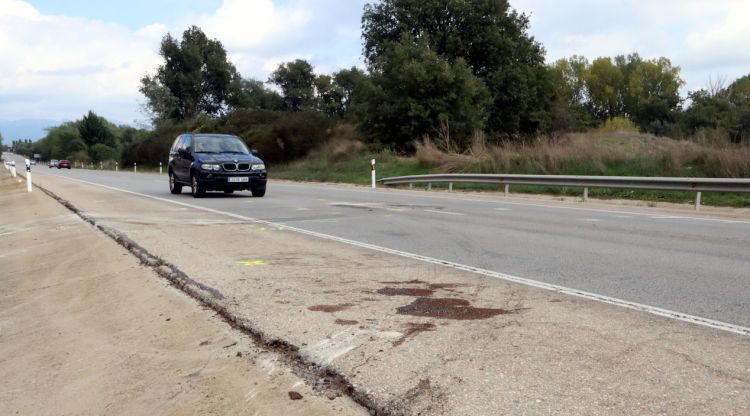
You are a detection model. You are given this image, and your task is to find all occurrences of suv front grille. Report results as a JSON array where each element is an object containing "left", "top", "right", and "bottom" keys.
[{"left": 223, "top": 162, "right": 251, "bottom": 172}]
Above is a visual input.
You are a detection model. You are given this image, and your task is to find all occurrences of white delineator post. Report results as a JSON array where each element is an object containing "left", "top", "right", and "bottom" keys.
[
  {"left": 371, "top": 159, "right": 376, "bottom": 189},
  {"left": 25, "top": 159, "right": 32, "bottom": 193},
  {"left": 115, "top": 162, "right": 118, "bottom": 172},
  {"left": 134, "top": 163, "right": 137, "bottom": 173},
  {"left": 159, "top": 162, "right": 163, "bottom": 175},
  {"left": 10, "top": 161, "right": 16, "bottom": 178}
]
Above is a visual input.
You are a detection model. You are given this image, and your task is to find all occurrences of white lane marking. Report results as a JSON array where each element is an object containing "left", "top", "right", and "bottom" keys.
[
  {"left": 495, "top": 208, "right": 511, "bottom": 211},
  {"left": 582, "top": 219, "right": 602, "bottom": 222},
  {"left": 423, "top": 209, "right": 464, "bottom": 216},
  {"left": 48, "top": 175, "right": 750, "bottom": 337},
  {"left": 274, "top": 182, "right": 750, "bottom": 226},
  {"left": 613, "top": 215, "right": 633, "bottom": 219}
]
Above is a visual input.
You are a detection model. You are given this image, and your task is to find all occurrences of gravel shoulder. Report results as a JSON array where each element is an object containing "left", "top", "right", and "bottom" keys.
[
  {"left": 13, "top": 172, "right": 750, "bottom": 415},
  {"left": 0, "top": 174, "right": 368, "bottom": 416}
]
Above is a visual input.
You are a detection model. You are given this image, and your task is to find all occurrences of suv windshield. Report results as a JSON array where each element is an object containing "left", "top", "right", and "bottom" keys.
[{"left": 193, "top": 135, "right": 249, "bottom": 154}]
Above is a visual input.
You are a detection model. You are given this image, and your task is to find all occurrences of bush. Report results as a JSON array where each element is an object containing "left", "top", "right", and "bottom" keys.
[
  {"left": 595, "top": 117, "right": 640, "bottom": 133},
  {"left": 89, "top": 143, "right": 119, "bottom": 162}
]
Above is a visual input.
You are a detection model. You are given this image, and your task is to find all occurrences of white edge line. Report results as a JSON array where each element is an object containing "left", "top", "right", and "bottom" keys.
[{"left": 52, "top": 175, "right": 750, "bottom": 337}]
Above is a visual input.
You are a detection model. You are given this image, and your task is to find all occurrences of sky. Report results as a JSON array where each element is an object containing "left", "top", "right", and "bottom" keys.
[{"left": 1, "top": 0, "right": 749, "bottom": 132}]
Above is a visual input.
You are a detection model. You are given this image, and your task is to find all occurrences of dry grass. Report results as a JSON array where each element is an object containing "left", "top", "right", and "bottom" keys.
[{"left": 415, "top": 131, "right": 750, "bottom": 178}]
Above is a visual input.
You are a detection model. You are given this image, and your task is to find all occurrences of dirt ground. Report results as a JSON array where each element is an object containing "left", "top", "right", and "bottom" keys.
[{"left": 0, "top": 174, "right": 368, "bottom": 415}]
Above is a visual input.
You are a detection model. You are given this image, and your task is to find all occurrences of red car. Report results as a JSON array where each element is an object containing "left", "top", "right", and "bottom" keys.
[{"left": 57, "top": 160, "right": 71, "bottom": 169}]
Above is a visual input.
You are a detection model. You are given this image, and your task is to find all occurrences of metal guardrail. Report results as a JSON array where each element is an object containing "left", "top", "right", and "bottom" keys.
[{"left": 378, "top": 174, "right": 750, "bottom": 211}]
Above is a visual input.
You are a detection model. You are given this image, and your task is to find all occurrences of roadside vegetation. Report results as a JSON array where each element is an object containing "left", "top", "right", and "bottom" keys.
[{"left": 8, "top": 0, "right": 750, "bottom": 206}]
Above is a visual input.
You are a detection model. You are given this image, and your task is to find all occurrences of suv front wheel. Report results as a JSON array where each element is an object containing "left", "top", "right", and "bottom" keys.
[
  {"left": 191, "top": 174, "right": 206, "bottom": 198},
  {"left": 169, "top": 171, "right": 182, "bottom": 194}
]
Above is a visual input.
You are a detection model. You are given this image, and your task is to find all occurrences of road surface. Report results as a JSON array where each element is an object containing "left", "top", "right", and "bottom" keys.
[{"left": 15, "top": 157, "right": 750, "bottom": 328}]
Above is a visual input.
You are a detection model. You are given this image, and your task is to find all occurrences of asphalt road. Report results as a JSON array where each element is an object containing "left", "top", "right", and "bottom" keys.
[{"left": 12, "top": 157, "right": 750, "bottom": 328}]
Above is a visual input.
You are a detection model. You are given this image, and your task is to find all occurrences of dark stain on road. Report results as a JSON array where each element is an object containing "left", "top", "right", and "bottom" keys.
[
  {"left": 377, "top": 287, "right": 435, "bottom": 297},
  {"left": 393, "top": 322, "right": 437, "bottom": 346},
  {"left": 378, "top": 281, "right": 467, "bottom": 292},
  {"left": 397, "top": 297, "right": 512, "bottom": 320},
  {"left": 308, "top": 304, "right": 350, "bottom": 313},
  {"left": 334, "top": 319, "right": 359, "bottom": 326},
  {"left": 380, "top": 280, "right": 428, "bottom": 285},
  {"left": 427, "top": 283, "right": 466, "bottom": 291}
]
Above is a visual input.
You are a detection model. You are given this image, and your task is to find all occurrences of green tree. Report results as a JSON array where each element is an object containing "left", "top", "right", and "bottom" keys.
[
  {"left": 548, "top": 56, "right": 596, "bottom": 131},
  {"left": 78, "top": 111, "right": 116, "bottom": 148},
  {"left": 314, "top": 74, "right": 346, "bottom": 117},
  {"left": 268, "top": 59, "right": 317, "bottom": 112},
  {"left": 619, "top": 54, "right": 684, "bottom": 132},
  {"left": 228, "top": 77, "right": 284, "bottom": 111},
  {"left": 362, "top": 0, "right": 551, "bottom": 138},
  {"left": 332, "top": 67, "right": 371, "bottom": 119},
  {"left": 359, "top": 36, "right": 490, "bottom": 150},
  {"left": 728, "top": 74, "right": 750, "bottom": 142},
  {"left": 585, "top": 57, "right": 625, "bottom": 120},
  {"left": 140, "top": 25, "right": 238, "bottom": 122}
]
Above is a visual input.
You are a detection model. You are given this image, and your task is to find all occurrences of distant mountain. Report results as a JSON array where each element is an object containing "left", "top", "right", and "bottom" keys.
[{"left": 0, "top": 119, "right": 62, "bottom": 141}]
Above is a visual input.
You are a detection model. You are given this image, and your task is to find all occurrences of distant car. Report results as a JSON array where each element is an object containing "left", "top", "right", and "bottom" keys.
[
  {"left": 49, "top": 159, "right": 58, "bottom": 168},
  {"left": 57, "top": 160, "right": 71, "bottom": 169},
  {"left": 30, "top": 160, "right": 36, "bottom": 165},
  {"left": 168, "top": 133, "right": 267, "bottom": 198}
]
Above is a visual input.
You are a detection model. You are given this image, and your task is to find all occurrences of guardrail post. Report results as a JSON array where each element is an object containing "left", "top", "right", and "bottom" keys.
[
  {"left": 504, "top": 184, "right": 509, "bottom": 197},
  {"left": 409, "top": 183, "right": 414, "bottom": 189},
  {"left": 427, "top": 183, "right": 432, "bottom": 191},
  {"left": 583, "top": 187, "right": 589, "bottom": 202},
  {"left": 695, "top": 192, "right": 702, "bottom": 211},
  {"left": 448, "top": 182, "right": 453, "bottom": 193}
]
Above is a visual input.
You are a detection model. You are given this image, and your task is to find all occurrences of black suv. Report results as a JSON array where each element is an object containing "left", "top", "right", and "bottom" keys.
[{"left": 168, "top": 133, "right": 267, "bottom": 198}]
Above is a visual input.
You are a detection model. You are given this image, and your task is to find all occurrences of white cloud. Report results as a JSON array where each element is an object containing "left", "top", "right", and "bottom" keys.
[
  {"left": 512, "top": 0, "right": 750, "bottom": 91},
  {"left": 0, "top": 0, "right": 163, "bottom": 122}
]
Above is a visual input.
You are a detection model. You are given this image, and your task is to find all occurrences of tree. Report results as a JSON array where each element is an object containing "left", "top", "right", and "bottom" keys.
[
  {"left": 359, "top": 36, "right": 490, "bottom": 150},
  {"left": 268, "top": 60, "right": 317, "bottom": 112},
  {"left": 78, "top": 111, "right": 116, "bottom": 148},
  {"left": 585, "top": 57, "right": 625, "bottom": 120},
  {"left": 548, "top": 56, "right": 596, "bottom": 131},
  {"left": 619, "top": 54, "right": 684, "bottom": 131},
  {"left": 332, "top": 67, "right": 371, "bottom": 119},
  {"left": 140, "top": 26, "right": 238, "bottom": 122},
  {"left": 228, "top": 77, "right": 284, "bottom": 111},
  {"left": 362, "top": 0, "right": 552, "bottom": 138},
  {"left": 728, "top": 74, "right": 750, "bottom": 142}
]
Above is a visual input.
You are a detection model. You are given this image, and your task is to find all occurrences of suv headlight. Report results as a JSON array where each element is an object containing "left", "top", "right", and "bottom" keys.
[
  {"left": 201, "top": 163, "right": 221, "bottom": 171},
  {"left": 251, "top": 164, "right": 266, "bottom": 171}
]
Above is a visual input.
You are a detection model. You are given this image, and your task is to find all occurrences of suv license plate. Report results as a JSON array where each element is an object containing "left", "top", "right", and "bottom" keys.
[{"left": 228, "top": 177, "right": 249, "bottom": 183}]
